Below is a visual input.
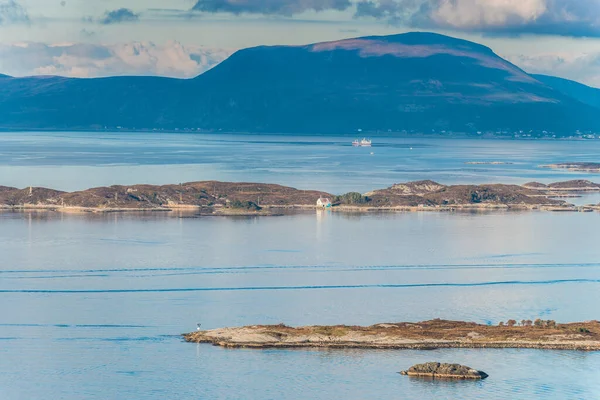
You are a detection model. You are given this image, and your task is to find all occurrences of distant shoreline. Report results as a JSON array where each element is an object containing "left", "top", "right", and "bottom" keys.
[
  {"left": 184, "top": 319, "right": 600, "bottom": 351},
  {"left": 0, "top": 128, "right": 598, "bottom": 141}
]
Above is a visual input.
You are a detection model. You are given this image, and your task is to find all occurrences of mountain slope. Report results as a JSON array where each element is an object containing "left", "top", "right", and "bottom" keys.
[
  {"left": 183, "top": 32, "right": 596, "bottom": 133},
  {"left": 0, "top": 32, "right": 597, "bottom": 134},
  {"left": 0, "top": 75, "right": 190, "bottom": 129},
  {"left": 532, "top": 74, "right": 600, "bottom": 110}
]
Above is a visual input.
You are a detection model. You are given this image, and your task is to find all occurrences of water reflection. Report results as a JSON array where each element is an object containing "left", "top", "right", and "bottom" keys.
[{"left": 1, "top": 189, "right": 600, "bottom": 399}]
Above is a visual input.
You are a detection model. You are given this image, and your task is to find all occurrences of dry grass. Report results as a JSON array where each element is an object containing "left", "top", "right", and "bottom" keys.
[
  {"left": 184, "top": 319, "right": 600, "bottom": 350},
  {"left": 311, "top": 326, "right": 350, "bottom": 337}
]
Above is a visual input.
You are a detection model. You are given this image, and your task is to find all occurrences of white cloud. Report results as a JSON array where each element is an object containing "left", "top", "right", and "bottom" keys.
[
  {"left": 431, "top": 0, "right": 547, "bottom": 29},
  {"left": 0, "top": 41, "right": 232, "bottom": 78},
  {"left": 355, "top": 0, "right": 600, "bottom": 37}
]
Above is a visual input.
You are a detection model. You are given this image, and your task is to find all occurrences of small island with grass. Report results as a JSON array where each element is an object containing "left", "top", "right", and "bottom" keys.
[
  {"left": 183, "top": 319, "right": 600, "bottom": 351},
  {"left": 541, "top": 163, "right": 600, "bottom": 173},
  {"left": 2, "top": 179, "right": 600, "bottom": 214},
  {"left": 465, "top": 161, "right": 513, "bottom": 165}
]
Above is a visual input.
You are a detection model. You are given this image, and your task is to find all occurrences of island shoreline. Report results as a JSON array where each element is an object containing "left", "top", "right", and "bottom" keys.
[{"left": 183, "top": 320, "right": 600, "bottom": 351}]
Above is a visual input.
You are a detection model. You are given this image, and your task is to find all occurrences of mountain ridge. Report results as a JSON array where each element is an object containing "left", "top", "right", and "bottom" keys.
[
  {"left": 532, "top": 74, "right": 600, "bottom": 110},
  {"left": 0, "top": 32, "right": 598, "bottom": 134}
]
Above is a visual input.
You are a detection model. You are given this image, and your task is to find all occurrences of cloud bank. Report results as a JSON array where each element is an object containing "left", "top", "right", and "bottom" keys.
[
  {"left": 0, "top": 42, "right": 232, "bottom": 78},
  {"left": 4, "top": 0, "right": 597, "bottom": 38},
  {"left": 354, "top": 0, "right": 600, "bottom": 37},
  {"left": 186, "top": 0, "right": 600, "bottom": 37}
]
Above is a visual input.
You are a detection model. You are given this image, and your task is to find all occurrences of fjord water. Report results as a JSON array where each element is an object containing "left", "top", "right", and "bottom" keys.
[
  {"left": 3, "top": 131, "right": 600, "bottom": 192},
  {"left": 1, "top": 132, "right": 600, "bottom": 399}
]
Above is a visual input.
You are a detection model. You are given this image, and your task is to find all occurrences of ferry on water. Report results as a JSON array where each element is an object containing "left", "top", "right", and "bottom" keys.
[{"left": 352, "top": 138, "right": 372, "bottom": 147}]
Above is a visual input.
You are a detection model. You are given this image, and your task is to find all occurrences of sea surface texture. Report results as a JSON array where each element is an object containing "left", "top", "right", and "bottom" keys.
[{"left": 1, "top": 132, "right": 599, "bottom": 399}]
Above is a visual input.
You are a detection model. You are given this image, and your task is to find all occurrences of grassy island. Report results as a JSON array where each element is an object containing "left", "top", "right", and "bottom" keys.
[
  {"left": 183, "top": 319, "right": 600, "bottom": 351},
  {"left": 2, "top": 179, "right": 600, "bottom": 214}
]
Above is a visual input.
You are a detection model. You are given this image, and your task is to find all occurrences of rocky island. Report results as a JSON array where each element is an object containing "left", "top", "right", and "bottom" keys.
[
  {"left": 399, "top": 362, "right": 488, "bottom": 380},
  {"left": 1, "top": 179, "right": 600, "bottom": 214},
  {"left": 465, "top": 161, "right": 513, "bottom": 165},
  {"left": 541, "top": 163, "right": 600, "bottom": 173},
  {"left": 183, "top": 319, "right": 600, "bottom": 351},
  {"left": 523, "top": 179, "right": 600, "bottom": 192}
]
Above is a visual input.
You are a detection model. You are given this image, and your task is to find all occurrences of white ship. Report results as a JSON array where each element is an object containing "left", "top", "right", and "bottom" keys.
[{"left": 352, "top": 138, "right": 372, "bottom": 147}]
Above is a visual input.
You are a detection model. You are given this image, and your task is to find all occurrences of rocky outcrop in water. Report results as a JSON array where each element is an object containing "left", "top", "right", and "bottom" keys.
[
  {"left": 399, "top": 362, "right": 488, "bottom": 380},
  {"left": 540, "top": 163, "right": 600, "bottom": 173}
]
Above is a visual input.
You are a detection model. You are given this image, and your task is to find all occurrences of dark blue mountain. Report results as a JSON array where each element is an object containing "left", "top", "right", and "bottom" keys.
[
  {"left": 532, "top": 74, "right": 600, "bottom": 110},
  {"left": 0, "top": 32, "right": 598, "bottom": 134}
]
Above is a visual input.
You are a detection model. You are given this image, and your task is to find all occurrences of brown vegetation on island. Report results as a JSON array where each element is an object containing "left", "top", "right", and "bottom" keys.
[
  {"left": 183, "top": 319, "right": 600, "bottom": 351},
  {"left": 1, "top": 179, "right": 599, "bottom": 213},
  {"left": 523, "top": 179, "right": 600, "bottom": 191},
  {"left": 0, "top": 181, "right": 331, "bottom": 213},
  {"left": 362, "top": 181, "right": 566, "bottom": 208}
]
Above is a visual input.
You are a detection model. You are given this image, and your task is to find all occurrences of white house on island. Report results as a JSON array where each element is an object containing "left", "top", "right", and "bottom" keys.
[{"left": 317, "top": 196, "right": 332, "bottom": 208}]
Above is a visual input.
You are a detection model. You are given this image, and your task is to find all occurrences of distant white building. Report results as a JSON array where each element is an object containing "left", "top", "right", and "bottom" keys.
[{"left": 317, "top": 197, "right": 332, "bottom": 208}]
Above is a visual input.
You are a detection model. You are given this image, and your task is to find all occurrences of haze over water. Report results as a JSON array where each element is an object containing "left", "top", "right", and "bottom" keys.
[{"left": 1, "top": 132, "right": 599, "bottom": 399}]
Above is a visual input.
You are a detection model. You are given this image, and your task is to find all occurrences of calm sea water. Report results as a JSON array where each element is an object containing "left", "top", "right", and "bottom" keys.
[
  {"left": 1, "top": 132, "right": 600, "bottom": 399},
  {"left": 2, "top": 131, "right": 600, "bottom": 193}
]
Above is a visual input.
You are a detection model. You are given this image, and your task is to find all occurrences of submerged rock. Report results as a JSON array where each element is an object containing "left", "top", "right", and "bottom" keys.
[{"left": 399, "top": 362, "right": 488, "bottom": 380}]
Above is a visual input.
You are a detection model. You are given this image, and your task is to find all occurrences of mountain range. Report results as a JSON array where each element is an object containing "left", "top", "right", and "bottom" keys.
[{"left": 1, "top": 32, "right": 599, "bottom": 135}]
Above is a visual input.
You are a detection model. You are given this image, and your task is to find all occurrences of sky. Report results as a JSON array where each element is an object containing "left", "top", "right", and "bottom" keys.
[{"left": 1, "top": 0, "right": 600, "bottom": 86}]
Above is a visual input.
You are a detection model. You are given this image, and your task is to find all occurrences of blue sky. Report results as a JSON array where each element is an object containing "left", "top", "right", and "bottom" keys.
[{"left": 1, "top": 0, "right": 600, "bottom": 86}]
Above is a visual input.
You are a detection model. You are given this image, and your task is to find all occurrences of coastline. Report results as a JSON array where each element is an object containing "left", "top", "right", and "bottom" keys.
[
  {"left": 183, "top": 320, "right": 600, "bottom": 351},
  {"left": 0, "top": 128, "right": 596, "bottom": 142},
  {"left": 1, "top": 203, "right": 596, "bottom": 214}
]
